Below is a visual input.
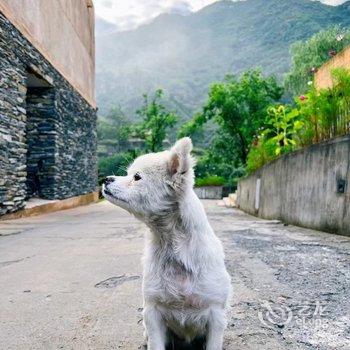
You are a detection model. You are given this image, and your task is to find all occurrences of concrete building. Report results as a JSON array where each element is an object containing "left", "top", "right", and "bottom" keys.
[
  {"left": 315, "top": 45, "right": 350, "bottom": 89},
  {"left": 0, "top": 0, "right": 97, "bottom": 215}
]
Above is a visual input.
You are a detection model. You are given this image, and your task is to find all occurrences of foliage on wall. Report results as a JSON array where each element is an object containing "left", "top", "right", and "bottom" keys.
[
  {"left": 247, "top": 68, "right": 350, "bottom": 173},
  {"left": 285, "top": 26, "right": 350, "bottom": 96}
]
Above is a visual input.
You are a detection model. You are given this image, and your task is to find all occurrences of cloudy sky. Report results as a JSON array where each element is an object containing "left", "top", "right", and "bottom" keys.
[{"left": 94, "top": 0, "right": 348, "bottom": 31}]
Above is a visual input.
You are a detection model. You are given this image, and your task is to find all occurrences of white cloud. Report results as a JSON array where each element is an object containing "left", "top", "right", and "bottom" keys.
[
  {"left": 94, "top": 0, "right": 220, "bottom": 30},
  {"left": 94, "top": 0, "right": 349, "bottom": 31},
  {"left": 320, "top": 0, "right": 347, "bottom": 4}
]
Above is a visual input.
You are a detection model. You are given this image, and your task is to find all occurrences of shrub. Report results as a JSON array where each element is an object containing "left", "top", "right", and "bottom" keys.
[
  {"left": 285, "top": 26, "right": 350, "bottom": 96},
  {"left": 298, "top": 68, "right": 350, "bottom": 142},
  {"left": 246, "top": 105, "right": 306, "bottom": 173},
  {"left": 98, "top": 151, "right": 139, "bottom": 184},
  {"left": 246, "top": 138, "right": 277, "bottom": 173},
  {"left": 195, "top": 175, "right": 226, "bottom": 187},
  {"left": 247, "top": 68, "right": 350, "bottom": 174}
]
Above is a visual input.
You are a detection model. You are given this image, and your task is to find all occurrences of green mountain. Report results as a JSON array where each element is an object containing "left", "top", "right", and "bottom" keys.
[{"left": 96, "top": 0, "right": 350, "bottom": 119}]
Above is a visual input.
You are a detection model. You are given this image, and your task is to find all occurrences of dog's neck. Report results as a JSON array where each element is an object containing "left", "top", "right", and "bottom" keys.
[
  {"left": 144, "top": 189, "right": 211, "bottom": 270},
  {"left": 146, "top": 189, "right": 208, "bottom": 235}
]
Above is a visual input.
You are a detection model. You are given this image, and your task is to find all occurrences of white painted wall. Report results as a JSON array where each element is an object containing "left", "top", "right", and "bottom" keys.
[{"left": 0, "top": 0, "right": 95, "bottom": 107}]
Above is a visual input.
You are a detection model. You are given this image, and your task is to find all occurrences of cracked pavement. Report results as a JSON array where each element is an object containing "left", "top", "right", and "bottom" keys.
[{"left": 0, "top": 200, "right": 349, "bottom": 349}]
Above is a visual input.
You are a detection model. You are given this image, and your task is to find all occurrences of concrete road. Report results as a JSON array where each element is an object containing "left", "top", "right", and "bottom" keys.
[{"left": 0, "top": 201, "right": 349, "bottom": 350}]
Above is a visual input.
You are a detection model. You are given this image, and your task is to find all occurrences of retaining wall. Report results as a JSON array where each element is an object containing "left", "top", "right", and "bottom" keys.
[
  {"left": 194, "top": 186, "right": 223, "bottom": 199},
  {"left": 237, "top": 135, "right": 350, "bottom": 236}
]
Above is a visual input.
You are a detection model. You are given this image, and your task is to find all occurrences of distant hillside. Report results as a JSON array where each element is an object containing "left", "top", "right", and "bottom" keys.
[
  {"left": 96, "top": 0, "right": 350, "bottom": 119},
  {"left": 95, "top": 16, "right": 119, "bottom": 37}
]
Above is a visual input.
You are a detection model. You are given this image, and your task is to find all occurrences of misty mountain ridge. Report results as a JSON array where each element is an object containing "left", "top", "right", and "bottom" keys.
[
  {"left": 95, "top": 16, "right": 119, "bottom": 37},
  {"left": 96, "top": 0, "right": 350, "bottom": 120}
]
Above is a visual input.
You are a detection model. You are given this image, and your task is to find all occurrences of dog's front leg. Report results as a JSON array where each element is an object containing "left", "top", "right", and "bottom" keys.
[
  {"left": 206, "top": 307, "right": 226, "bottom": 350},
  {"left": 143, "top": 305, "right": 166, "bottom": 350}
]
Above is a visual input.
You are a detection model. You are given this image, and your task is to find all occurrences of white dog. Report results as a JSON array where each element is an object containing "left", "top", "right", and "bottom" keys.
[{"left": 102, "top": 137, "right": 231, "bottom": 350}]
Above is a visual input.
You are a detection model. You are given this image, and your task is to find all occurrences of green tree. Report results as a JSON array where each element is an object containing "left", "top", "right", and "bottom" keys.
[
  {"left": 97, "top": 106, "right": 130, "bottom": 143},
  {"left": 285, "top": 25, "right": 350, "bottom": 96},
  {"left": 180, "top": 70, "right": 283, "bottom": 166},
  {"left": 133, "top": 89, "right": 178, "bottom": 152},
  {"left": 98, "top": 150, "right": 140, "bottom": 183},
  {"left": 97, "top": 107, "right": 135, "bottom": 181}
]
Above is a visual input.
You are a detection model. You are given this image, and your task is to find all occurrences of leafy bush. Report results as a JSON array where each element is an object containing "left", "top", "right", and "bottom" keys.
[
  {"left": 195, "top": 175, "right": 226, "bottom": 187},
  {"left": 247, "top": 68, "right": 350, "bottom": 174},
  {"left": 298, "top": 68, "right": 350, "bottom": 142},
  {"left": 285, "top": 26, "right": 350, "bottom": 96},
  {"left": 247, "top": 104, "right": 306, "bottom": 172},
  {"left": 264, "top": 105, "right": 304, "bottom": 155},
  {"left": 98, "top": 151, "right": 139, "bottom": 184},
  {"left": 194, "top": 148, "right": 244, "bottom": 188},
  {"left": 246, "top": 138, "right": 279, "bottom": 173}
]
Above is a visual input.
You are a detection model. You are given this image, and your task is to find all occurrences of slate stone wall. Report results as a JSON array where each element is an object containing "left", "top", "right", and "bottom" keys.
[
  {"left": 25, "top": 87, "right": 56, "bottom": 199},
  {"left": 0, "top": 12, "right": 97, "bottom": 215}
]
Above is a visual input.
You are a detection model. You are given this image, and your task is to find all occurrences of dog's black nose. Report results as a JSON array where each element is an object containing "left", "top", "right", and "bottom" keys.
[{"left": 104, "top": 177, "right": 115, "bottom": 186}]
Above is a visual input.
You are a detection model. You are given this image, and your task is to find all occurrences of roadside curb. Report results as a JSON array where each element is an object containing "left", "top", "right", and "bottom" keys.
[{"left": 0, "top": 192, "right": 99, "bottom": 221}]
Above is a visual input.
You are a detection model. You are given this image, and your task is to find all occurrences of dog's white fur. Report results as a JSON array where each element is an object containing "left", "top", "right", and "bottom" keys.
[{"left": 102, "top": 137, "right": 231, "bottom": 350}]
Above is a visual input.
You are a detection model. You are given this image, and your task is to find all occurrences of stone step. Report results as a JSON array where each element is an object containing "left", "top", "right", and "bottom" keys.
[
  {"left": 228, "top": 193, "right": 237, "bottom": 206},
  {"left": 221, "top": 193, "right": 237, "bottom": 208}
]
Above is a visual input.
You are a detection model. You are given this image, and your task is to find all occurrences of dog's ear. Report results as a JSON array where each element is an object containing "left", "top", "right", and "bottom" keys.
[{"left": 168, "top": 137, "right": 194, "bottom": 177}]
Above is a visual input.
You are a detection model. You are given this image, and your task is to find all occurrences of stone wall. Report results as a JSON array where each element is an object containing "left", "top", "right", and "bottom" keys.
[
  {"left": 0, "top": 12, "right": 97, "bottom": 215},
  {"left": 25, "top": 87, "right": 56, "bottom": 199},
  {"left": 236, "top": 135, "right": 350, "bottom": 236}
]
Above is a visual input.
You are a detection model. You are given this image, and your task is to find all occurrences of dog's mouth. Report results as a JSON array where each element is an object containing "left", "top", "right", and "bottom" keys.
[
  {"left": 103, "top": 187, "right": 113, "bottom": 196},
  {"left": 102, "top": 186, "right": 127, "bottom": 203}
]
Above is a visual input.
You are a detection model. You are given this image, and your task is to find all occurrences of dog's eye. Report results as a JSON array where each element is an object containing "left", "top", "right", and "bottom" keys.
[{"left": 133, "top": 172, "right": 142, "bottom": 181}]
